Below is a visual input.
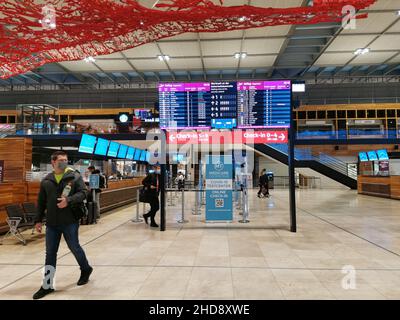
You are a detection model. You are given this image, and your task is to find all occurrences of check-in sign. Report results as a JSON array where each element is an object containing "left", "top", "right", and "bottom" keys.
[{"left": 167, "top": 130, "right": 288, "bottom": 144}]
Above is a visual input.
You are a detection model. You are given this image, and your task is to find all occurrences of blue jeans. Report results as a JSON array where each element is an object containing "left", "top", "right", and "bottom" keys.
[{"left": 45, "top": 223, "right": 90, "bottom": 271}]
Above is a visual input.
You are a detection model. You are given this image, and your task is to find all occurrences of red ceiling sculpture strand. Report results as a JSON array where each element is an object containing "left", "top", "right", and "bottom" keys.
[{"left": 0, "top": 0, "right": 376, "bottom": 79}]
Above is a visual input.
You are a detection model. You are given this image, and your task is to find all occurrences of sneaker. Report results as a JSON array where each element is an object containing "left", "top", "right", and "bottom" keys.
[
  {"left": 33, "top": 287, "right": 54, "bottom": 300},
  {"left": 150, "top": 222, "right": 159, "bottom": 228},
  {"left": 77, "top": 266, "right": 93, "bottom": 286}
]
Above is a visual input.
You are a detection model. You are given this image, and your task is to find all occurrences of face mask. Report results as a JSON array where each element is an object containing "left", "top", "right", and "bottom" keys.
[
  {"left": 58, "top": 161, "right": 68, "bottom": 171},
  {"left": 155, "top": 170, "right": 161, "bottom": 174}
]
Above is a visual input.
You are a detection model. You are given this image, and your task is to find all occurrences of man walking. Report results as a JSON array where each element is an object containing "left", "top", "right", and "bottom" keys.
[{"left": 33, "top": 151, "right": 93, "bottom": 300}]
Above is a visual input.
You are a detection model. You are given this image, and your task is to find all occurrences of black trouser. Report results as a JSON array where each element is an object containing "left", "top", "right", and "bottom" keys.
[{"left": 146, "top": 196, "right": 159, "bottom": 223}]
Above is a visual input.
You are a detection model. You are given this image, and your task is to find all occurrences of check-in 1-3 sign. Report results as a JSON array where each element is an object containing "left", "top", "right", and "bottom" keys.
[
  {"left": 205, "top": 155, "right": 233, "bottom": 222},
  {"left": 167, "top": 130, "right": 288, "bottom": 144}
]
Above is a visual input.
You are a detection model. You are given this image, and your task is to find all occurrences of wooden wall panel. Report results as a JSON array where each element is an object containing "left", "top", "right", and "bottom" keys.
[
  {"left": 297, "top": 103, "right": 400, "bottom": 111},
  {"left": 0, "top": 138, "right": 32, "bottom": 182},
  {"left": 27, "top": 182, "right": 41, "bottom": 203}
]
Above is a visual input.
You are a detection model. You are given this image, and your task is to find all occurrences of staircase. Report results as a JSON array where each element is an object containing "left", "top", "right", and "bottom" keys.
[{"left": 254, "top": 144, "right": 358, "bottom": 189}]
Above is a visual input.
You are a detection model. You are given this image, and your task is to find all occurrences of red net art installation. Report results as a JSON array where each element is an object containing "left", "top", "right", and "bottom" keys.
[{"left": 0, "top": 0, "right": 376, "bottom": 79}]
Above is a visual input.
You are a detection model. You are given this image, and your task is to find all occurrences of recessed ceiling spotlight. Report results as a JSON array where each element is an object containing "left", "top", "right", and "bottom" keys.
[
  {"left": 354, "top": 48, "right": 370, "bottom": 56},
  {"left": 238, "top": 16, "right": 247, "bottom": 22}
]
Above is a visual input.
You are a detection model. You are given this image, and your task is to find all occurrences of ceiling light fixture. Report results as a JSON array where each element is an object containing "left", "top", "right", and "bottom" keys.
[
  {"left": 158, "top": 55, "right": 170, "bottom": 61},
  {"left": 238, "top": 16, "right": 247, "bottom": 22},
  {"left": 396, "top": 10, "right": 400, "bottom": 16},
  {"left": 354, "top": 48, "right": 370, "bottom": 55},
  {"left": 234, "top": 52, "right": 247, "bottom": 59},
  {"left": 84, "top": 56, "right": 96, "bottom": 63}
]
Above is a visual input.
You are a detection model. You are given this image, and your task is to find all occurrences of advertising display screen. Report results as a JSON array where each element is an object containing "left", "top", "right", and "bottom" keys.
[
  {"left": 367, "top": 151, "right": 378, "bottom": 161},
  {"left": 237, "top": 80, "right": 291, "bottom": 128},
  {"left": 359, "top": 152, "right": 369, "bottom": 162},
  {"left": 94, "top": 138, "right": 109, "bottom": 156},
  {"left": 107, "top": 142, "right": 120, "bottom": 158},
  {"left": 117, "top": 144, "right": 128, "bottom": 159},
  {"left": 377, "top": 149, "right": 389, "bottom": 161},
  {"left": 126, "top": 147, "right": 135, "bottom": 160},
  {"left": 78, "top": 134, "right": 97, "bottom": 154},
  {"left": 159, "top": 80, "right": 291, "bottom": 130},
  {"left": 133, "top": 148, "right": 142, "bottom": 161}
]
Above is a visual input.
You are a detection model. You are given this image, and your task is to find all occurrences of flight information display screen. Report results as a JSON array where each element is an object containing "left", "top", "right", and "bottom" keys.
[
  {"left": 159, "top": 80, "right": 291, "bottom": 129},
  {"left": 237, "top": 80, "right": 291, "bottom": 128},
  {"left": 159, "top": 82, "right": 211, "bottom": 129},
  {"left": 210, "top": 82, "right": 237, "bottom": 129}
]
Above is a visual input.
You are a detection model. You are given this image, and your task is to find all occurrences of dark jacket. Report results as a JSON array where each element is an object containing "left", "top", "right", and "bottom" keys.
[
  {"left": 142, "top": 173, "right": 160, "bottom": 198},
  {"left": 35, "top": 169, "right": 88, "bottom": 226},
  {"left": 259, "top": 174, "right": 268, "bottom": 186}
]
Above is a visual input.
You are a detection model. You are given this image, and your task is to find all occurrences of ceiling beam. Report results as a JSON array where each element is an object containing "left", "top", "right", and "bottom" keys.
[
  {"left": 267, "top": 0, "right": 309, "bottom": 78},
  {"left": 235, "top": 0, "right": 251, "bottom": 79},
  {"left": 120, "top": 52, "right": 146, "bottom": 82},
  {"left": 155, "top": 41, "right": 176, "bottom": 81},
  {"left": 196, "top": 33, "right": 207, "bottom": 81},
  {"left": 91, "top": 62, "right": 117, "bottom": 84},
  {"left": 334, "top": 17, "right": 400, "bottom": 77}
]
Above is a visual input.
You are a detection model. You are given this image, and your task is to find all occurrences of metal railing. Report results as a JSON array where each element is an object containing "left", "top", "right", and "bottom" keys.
[{"left": 270, "top": 144, "right": 358, "bottom": 180}]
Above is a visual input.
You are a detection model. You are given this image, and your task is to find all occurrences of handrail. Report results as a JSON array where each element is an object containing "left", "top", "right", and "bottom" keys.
[{"left": 268, "top": 144, "right": 357, "bottom": 180}]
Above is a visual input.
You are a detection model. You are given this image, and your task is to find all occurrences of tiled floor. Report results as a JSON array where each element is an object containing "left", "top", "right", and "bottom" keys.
[{"left": 1, "top": 188, "right": 400, "bottom": 300}]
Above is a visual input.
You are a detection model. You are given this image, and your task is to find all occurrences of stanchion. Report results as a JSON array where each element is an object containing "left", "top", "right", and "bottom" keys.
[
  {"left": 236, "top": 187, "right": 242, "bottom": 210},
  {"left": 239, "top": 187, "right": 250, "bottom": 223},
  {"left": 177, "top": 189, "right": 188, "bottom": 223},
  {"left": 192, "top": 189, "right": 202, "bottom": 215},
  {"left": 131, "top": 189, "right": 143, "bottom": 223}
]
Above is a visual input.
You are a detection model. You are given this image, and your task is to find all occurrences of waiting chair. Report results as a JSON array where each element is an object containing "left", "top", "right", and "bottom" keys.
[{"left": 0, "top": 204, "right": 35, "bottom": 246}]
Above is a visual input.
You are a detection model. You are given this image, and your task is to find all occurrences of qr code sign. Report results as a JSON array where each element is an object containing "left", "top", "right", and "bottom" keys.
[{"left": 215, "top": 199, "right": 224, "bottom": 208}]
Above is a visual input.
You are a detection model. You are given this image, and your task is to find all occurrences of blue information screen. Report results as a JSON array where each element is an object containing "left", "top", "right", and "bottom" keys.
[
  {"left": 139, "top": 150, "right": 146, "bottom": 162},
  {"left": 210, "top": 82, "right": 237, "bottom": 128},
  {"left": 359, "top": 152, "right": 369, "bottom": 162},
  {"left": 133, "top": 148, "right": 141, "bottom": 161},
  {"left": 117, "top": 145, "right": 128, "bottom": 159},
  {"left": 367, "top": 151, "right": 378, "bottom": 161},
  {"left": 78, "top": 134, "right": 97, "bottom": 154},
  {"left": 377, "top": 149, "right": 389, "bottom": 161},
  {"left": 107, "top": 142, "right": 120, "bottom": 158},
  {"left": 94, "top": 138, "right": 109, "bottom": 156},
  {"left": 126, "top": 147, "right": 135, "bottom": 160}
]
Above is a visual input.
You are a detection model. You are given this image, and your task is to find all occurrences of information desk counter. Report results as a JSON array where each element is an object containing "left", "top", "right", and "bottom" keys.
[
  {"left": 100, "top": 178, "right": 143, "bottom": 213},
  {"left": 358, "top": 176, "right": 400, "bottom": 200}
]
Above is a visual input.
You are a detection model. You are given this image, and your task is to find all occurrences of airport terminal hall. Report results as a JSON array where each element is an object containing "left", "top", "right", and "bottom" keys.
[{"left": 2, "top": 0, "right": 400, "bottom": 302}]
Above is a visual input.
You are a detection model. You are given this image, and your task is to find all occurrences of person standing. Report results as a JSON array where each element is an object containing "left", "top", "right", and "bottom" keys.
[
  {"left": 33, "top": 151, "right": 93, "bottom": 300},
  {"left": 176, "top": 171, "right": 185, "bottom": 191},
  {"left": 142, "top": 166, "right": 160, "bottom": 228},
  {"left": 257, "top": 169, "right": 269, "bottom": 198}
]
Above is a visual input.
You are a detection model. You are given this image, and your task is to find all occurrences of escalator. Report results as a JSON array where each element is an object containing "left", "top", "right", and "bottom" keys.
[{"left": 253, "top": 144, "right": 357, "bottom": 189}]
